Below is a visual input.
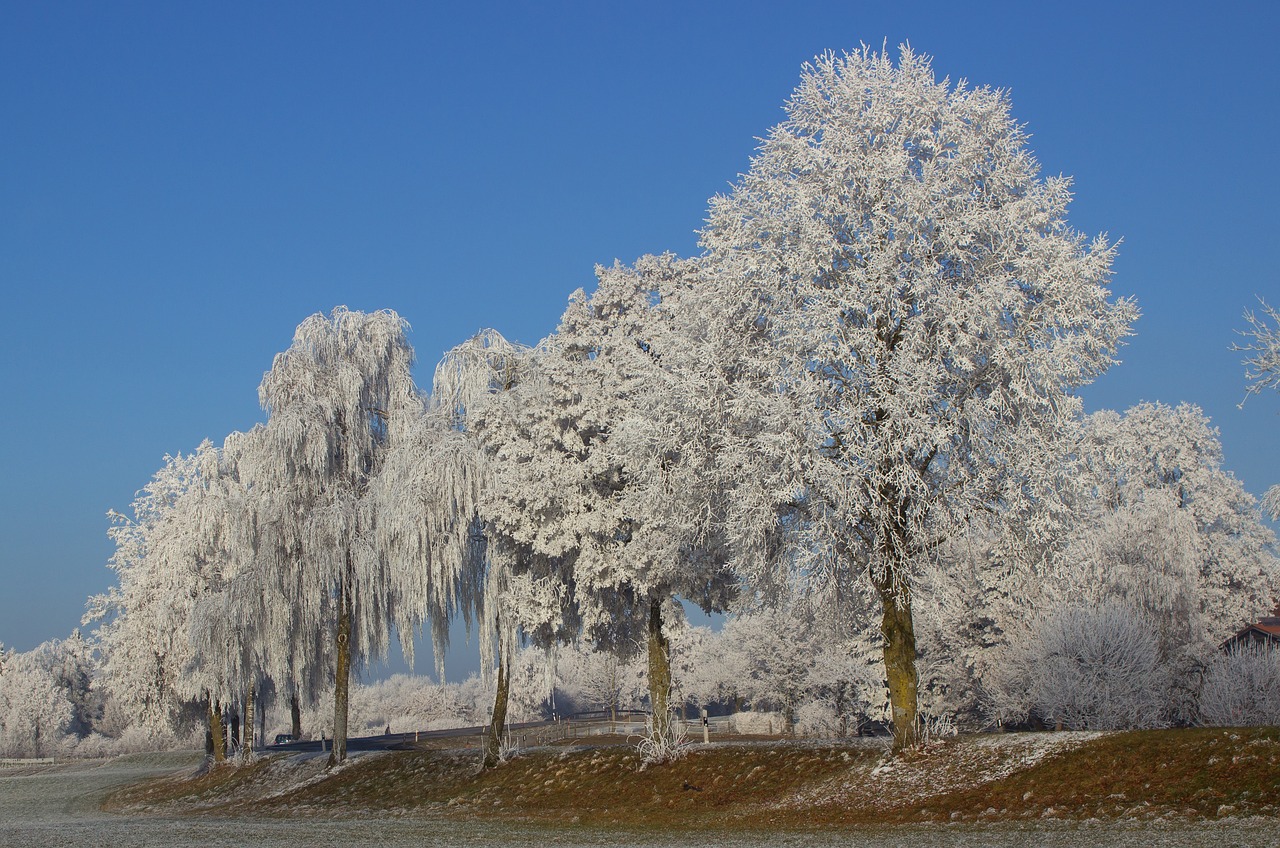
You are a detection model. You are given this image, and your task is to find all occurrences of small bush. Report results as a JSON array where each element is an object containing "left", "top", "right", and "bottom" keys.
[{"left": 1199, "top": 644, "right": 1280, "bottom": 726}]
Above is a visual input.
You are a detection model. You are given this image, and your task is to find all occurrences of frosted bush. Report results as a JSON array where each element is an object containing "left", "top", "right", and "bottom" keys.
[
  {"left": 987, "top": 601, "right": 1171, "bottom": 730},
  {"left": 795, "top": 701, "right": 844, "bottom": 738},
  {"left": 726, "top": 710, "right": 786, "bottom": 735},
  {"left": 1199, "top": 644, "right": 1280, "bottom": 726}
]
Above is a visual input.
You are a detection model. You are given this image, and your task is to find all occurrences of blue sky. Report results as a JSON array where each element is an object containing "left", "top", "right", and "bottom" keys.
[{"left": 2, "top": 1, "right": 1278, "bottom": 679}]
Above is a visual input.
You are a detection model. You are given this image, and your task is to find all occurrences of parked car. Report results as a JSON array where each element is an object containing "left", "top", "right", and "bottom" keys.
[{"left": 272, "top": 733, "right": 298, "bottom": 745}]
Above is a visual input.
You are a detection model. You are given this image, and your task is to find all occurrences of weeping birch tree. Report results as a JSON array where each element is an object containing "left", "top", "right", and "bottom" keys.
[
  {"left": 255, "top": 307, "right": 421, "bottom": 766},
  {"left": 695, "top": 46, "right": 1137, "bottom": 749}
]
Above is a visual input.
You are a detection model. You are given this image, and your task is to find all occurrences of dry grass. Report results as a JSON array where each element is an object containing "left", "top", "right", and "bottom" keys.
[{"left": 102, "top": 728, "right": 1280, "bottom": 831}]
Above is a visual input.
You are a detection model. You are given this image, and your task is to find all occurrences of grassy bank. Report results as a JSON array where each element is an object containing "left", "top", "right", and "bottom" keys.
[{"left": 103, "top": 727, "right": 1280, "bottom": 830}]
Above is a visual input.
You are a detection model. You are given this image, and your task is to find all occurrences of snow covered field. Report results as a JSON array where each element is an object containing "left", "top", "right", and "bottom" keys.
[{"left": 1, "top": 752, "right": 1277, "bottom": 847}]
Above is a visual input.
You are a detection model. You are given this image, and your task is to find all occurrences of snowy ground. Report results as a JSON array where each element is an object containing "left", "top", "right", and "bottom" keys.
[{"left": 1, "top": 752, "right": 1276, "bottom": 847}]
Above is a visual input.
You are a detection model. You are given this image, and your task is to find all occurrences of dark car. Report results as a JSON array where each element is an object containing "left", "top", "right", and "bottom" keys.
[{"left": 273, "top": 733, "right": 298, "bottom": 745}]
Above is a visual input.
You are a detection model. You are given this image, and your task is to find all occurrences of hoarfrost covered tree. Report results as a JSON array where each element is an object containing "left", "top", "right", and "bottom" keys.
[
  {"left": 0, "top": 647, "right": 75, "bottom": 757},
  {"left": 924, "top": 405, "right": 1279, "bottom": 726},
  {"left": 86, "top": 444, "right": 219, "bottom": 740},
  {"left": 1060, "top": 403, "right": 1280, "bottom": 700},
  {"left": 1238, "top": 298, "right": 1280, "bottom": 518},
  {"left": 185, "top": 426, "right": 307, "bottom": 763},
  {"left": 470, "top": 258, "right": 737, "bottom": 757},
  {"left": 696, "top": 46, "right": 1135, "bottom": 748},
  {"left": 418, "top": 328, "right": 580, "bottom": 767},
  {"left": 255, "top": 307, "right": 421, "bottom": 766}
]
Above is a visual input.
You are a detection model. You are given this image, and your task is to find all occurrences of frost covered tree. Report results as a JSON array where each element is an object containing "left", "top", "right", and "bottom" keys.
[
  {"left": 423, "top": 328, "right": 583, "bottom": 767},
  {"left": 254, "top": 307, "right": 421, "bottom": 766},
  {"left": 1238, "top": 298, "right": 1280, "bottom": 519},
  {"left": 1064, "top": 404, "right": 1279, "bottom": 657},
  {"left": 469, "top": 258, "right": 737, "bottom": 755},
  {"left": 86, "top": 444, "right": 219, "bottom": 739},
  {"left": 184, "top": 426, "right": 309, "bottom": 763},
  {"left": 0, "top": 647, "right": 75, "bottom": 757},
  {"left": 694, "top": 46, "right": 1135, "bottom": 748}
]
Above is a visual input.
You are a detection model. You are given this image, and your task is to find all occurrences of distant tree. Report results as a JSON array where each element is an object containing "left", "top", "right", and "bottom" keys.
[
  {"left": 28, "top": 631, "right": 98, "bottom": 739},
  {"left": 1238, "top": 298, "right": 1280, "bottom": 519},
  {"left": 695, "top": 46, "right": 1135, "bottom": 748},
  {"left": 0, "top": 647, "right": 74, "bottom": 757},
  {"left": 556, "top": 644, "right": 646, "bottom": 719},
  {"left": 1061, "top": 403, "right": 1280, "bottom": 715}
]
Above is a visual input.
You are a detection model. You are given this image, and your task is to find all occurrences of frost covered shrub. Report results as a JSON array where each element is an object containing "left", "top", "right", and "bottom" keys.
[
  {"left": 1199, "top": 644, "right": 1280, "bottom": 726},
  {"left": 299, "top": 674, "right": 485, "bottom": 738},
  {"left": 726, "top": 710, "right": 787, "bottom": 735},
  {"left": 795, "top": 701, "right": 848, "bottom": 738},
  {"left": 987, "top": 601, "right": 1170, "bottom": 730}
]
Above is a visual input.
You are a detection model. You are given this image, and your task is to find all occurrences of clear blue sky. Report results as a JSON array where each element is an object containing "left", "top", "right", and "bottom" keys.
[{"left": 2, "top": 1, "right": 1277, "bottom": 679}]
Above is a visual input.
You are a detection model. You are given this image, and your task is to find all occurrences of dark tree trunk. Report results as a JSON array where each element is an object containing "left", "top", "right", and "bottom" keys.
[
  {"left": 243, "top": 686, "right": 255, "bottom": 760},
  {"left": 328, "top": 583, "right": 352, "bottom": 768},
  {"left": 482, "top": 646, "right": 510, "bottom": 769},
  {"left": 875, "top": 578, "right": 919, "bottom": 751},
  {"left": 647, "top": 596, "right": 672, "bottom": 743},
  {"left": 207, "top": 696, "right": 226, "bottom": 764},
  {"left": 290, "top": 693, "right": 302, "bottom": 739}
]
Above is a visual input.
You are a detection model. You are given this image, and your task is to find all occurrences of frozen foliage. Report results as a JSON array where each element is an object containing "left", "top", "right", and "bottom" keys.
[
  {"left": 295, "top": 673, "right": 485, "bottom": 738},
  {"left": 1238, "top": 298, "right": 1280, "bottom": 518},
  {"left": 678, "top": 607, "right": 883, "bottom": 737},
  {"left": 1067, "top": 403, "right": 1278, "bottom": 637},
  {"left": 694, "top": 45, "right": 1135, "bottom": 746},
  {"left": 86, "top": 444, "right": 220, "bottom": 733},
  {"left": 554, "top": 644, "right": 647, "bottom": 717},
  {"left": 1199, "top": 644, "right": 1280, "bottom": 726},
  {"left": 465, "top": 258, "right": 738, "bottom": 751},
  {"left": 0, "top": 647, "right": 74, "bottom": 756},
  {"left": 916, "top": 402, "right": 1280, "bottom": 728},
  {"left": 987, "top": 601, "right": 1169, "bottom": 730},
  {"left": 252, "top": 307, "right": 423, "bottom": 763},
  {"left": 1053, "top": 403, "right": 1280, "bottom": 723},
  {"left": 1239, "top": 298, "right": 1280, "bottom": 400}
]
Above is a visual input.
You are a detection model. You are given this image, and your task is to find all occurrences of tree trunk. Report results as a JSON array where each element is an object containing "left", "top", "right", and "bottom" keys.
[
  {"left": 876, "top": 581, "right": 919, "bottom": 751},
  {"left": 328, "top": 584, "right": 352, "bottom": 768},
  {"left": 647, "top": 596, "right": 672, "bottom": 743},
  {"left": 208, "top": 696, "right": 226, "bottom": 764},
  {"left": 243, "top": 686, "right": 255, "bottom": 761},
  {"left": 482, "top": 647, "right": 510, "bottom": 769},
  {"left": 290, "top": 693, "right": 302, "bottom": 739}
]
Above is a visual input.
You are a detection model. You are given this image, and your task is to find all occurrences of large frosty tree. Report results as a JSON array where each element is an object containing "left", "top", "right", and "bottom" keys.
[
  {"left": 696, "top": 47, "right": 1136, "bottom": 748},
  {"left": 469, "top": 257, "right": 737, "bottom": 754},
  {"left": 255, "top": 307, "right": 421, "bottom": 765}
]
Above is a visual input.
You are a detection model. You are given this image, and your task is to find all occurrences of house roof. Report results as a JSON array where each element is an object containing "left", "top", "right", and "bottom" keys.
[{"left": 1222, "top": 615, "right": 1280, "bottom": 650}]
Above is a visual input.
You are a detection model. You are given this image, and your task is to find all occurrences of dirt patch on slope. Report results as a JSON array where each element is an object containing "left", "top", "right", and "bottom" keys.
[{"left": 103, "top": 728, "right": 1280, "bottom": 830}]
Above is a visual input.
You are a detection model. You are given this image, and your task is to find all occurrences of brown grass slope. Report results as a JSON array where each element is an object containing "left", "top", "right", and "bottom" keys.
[{"left": 104, "top": 728, "right": 1280, "bottom": 830}]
